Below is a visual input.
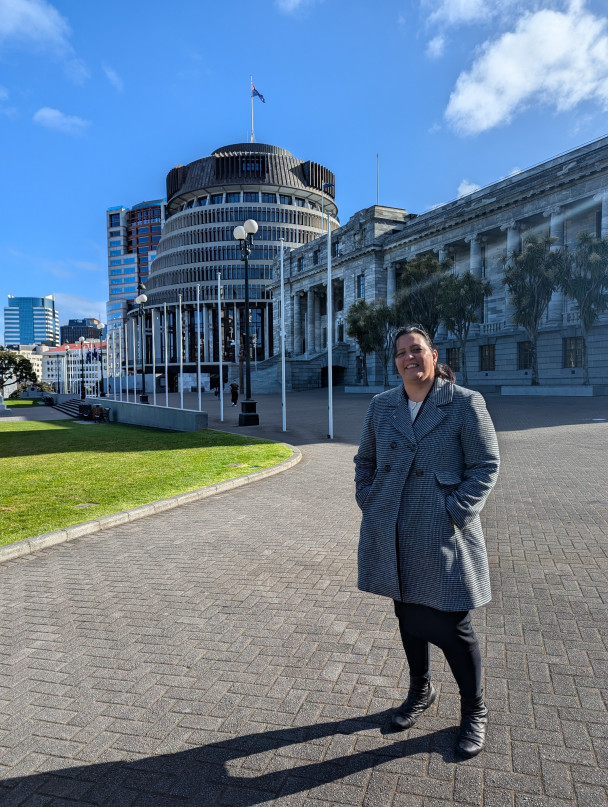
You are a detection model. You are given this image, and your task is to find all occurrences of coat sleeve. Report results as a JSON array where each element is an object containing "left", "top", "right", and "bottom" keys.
[
  {"left": 444, "top": 392, "right": 500, "bottom": 530},
  {"left": 353, "top": 399, "right": 377, "bottom": 509}
]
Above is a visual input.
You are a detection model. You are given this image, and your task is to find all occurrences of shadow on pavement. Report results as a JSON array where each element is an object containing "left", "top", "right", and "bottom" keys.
[{"left": 0, "top": 711, "right": 461, "bottom": 805}]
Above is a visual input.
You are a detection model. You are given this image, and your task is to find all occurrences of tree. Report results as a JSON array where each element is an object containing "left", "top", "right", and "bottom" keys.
[
  {"left": 393, "top": 253, "right": 449, "bottom": 341},
  {"left": 502, "top": 235, "right": 568, "bottom": 385},
  {"left": 438, "top": 271, "right": 493, "bottom": 385},
  {"left": 368, "top": 300, "right": 398, "bottom": 387},
  {"left": 345, "top": 299, "right": 378, "bottom": 385},
  {"left": 560, "top": 233, "right": 608, "bottom": 385},
  {"left": 0, "top": 350, "right": 37, "bottom": 403}
]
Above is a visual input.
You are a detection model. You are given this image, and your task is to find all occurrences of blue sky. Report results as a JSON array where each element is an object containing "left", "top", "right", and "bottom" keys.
[{"left": 2, "top": 0, "right": 608, "bottom": 337}]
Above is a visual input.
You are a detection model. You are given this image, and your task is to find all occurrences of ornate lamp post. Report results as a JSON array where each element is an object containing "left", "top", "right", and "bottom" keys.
[
  {"left": 78, "top": 336, "right": 86, "bottom": 400},
  {"left": 233, "top": 218, "right": 259, "bottom": 426},
  {"left": 135, "top": 282, "right": 148, "bottom": 403},
  {"left": 97, "top": 322, "right": 106, "bottom": 397},
  {"left": 64, "top": 344, "right": 70, "bottom": 394}
]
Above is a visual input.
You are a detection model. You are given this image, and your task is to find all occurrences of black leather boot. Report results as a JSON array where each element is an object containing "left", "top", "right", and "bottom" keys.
[
  {"left": 391, "top": 676, "right": 436, "bottom": 730},
  {"left": 456, "top": 695, "right": 488, "bottom": 757}
]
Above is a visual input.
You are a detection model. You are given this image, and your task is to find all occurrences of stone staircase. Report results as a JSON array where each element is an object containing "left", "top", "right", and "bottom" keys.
[{"left": 53, "top": 398, "right": 82, "bottom": 418}]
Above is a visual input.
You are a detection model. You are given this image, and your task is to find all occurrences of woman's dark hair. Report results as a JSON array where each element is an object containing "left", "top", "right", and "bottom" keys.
[{"left": 393, "top": 324, "right": 456, "bottom": 383}]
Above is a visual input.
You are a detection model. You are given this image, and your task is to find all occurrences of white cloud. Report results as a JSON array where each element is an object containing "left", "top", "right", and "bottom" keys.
[
  {"left": 0, "top": 84, "right": 18, "bottom": 118},
  {"left": 0, "top": 85, "right": 8, "bottom": 101},
  {"left": 458, "top": 179, "right": 481, "bottom": 196},
  {"left": 275, "top": 0, "right": 317, "bottom": 13},
  {"left": 424, "top": 0, "right": 492, "bottom": 26},
  {"left": 103, "top": 64, "right": 124, "bottom": 92},
  {"left": 445, "top": 3, "right": 608, "bottom": 135},
  {"left": 33, "top": 106, "right": 90, "bottom": 134},
  {"left": 426, "top": 34, "right": 445, "bottom": 58},
  {"left": 0, "top": 0, "right": 89, "bottom": 82}
]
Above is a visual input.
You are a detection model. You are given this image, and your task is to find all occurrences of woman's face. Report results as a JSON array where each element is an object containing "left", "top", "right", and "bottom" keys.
[{"left": 394, "top": 332, "right": 438, "bottom": 388}]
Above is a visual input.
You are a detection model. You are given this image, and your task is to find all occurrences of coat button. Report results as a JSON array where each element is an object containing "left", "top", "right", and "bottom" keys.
[
  {"left": 390, "top": 441, "right": 397, "bottom": 449},
  {"left": 385, "top": 464, "right": 391, "bottom": 472},
  {"left": 415, "top": 470, "right": 424, "bottom": 477}
]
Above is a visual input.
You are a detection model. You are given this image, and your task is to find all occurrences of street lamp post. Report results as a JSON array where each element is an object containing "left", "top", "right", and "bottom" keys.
[
  {"left": 233, "top": 218, "right": 259, "bottom": 426},
  {"left": 135, "top": 282, "right": 149, "bottom": 404},
  {"left": 97, "top": 323, "right": 106, "bottom": 397},
  {"left": 64, "top": 344, "right": 70, "bottom": 394},
  {"left": 78, "top": 336, "right": 86, "bottom": 400}
]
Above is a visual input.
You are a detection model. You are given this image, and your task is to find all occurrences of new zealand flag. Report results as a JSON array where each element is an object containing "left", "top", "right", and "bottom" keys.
[{"left": 252, "top": 84, "right": 265, "bottom": 103}]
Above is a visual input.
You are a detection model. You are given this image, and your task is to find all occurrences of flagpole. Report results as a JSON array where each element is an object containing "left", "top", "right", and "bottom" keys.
[
  {"left": 197, "top": 284, "right": 202, "bottom": 411},
  {"left": 218, "top": 272, "right": 224, "bottom": 423},
  {"left": 178, "top": 295, "right": 184, "bottom": 409},
  {"left": 163, "top": 303, "right": 169, "bottom": 408},
  {"left": 131, "top": 318, "right": 137, "bottom": 402},
  {"left": 250, "top": 75, "right": 254, "bottom": 143},
  {"left": 152, "top": 309, "right": 157, "bottom": 406},
  {"left": 377, "top": 153, "right": 379, "bottom": 205},
  {"left": 327, "top": 207, "right": 333, "bottom": 440},
  {"left": 280, "top": 238, "right": 286, "bottom": 432}
]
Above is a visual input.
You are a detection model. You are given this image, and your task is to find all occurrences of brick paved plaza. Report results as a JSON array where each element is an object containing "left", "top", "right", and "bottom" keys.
[{"left": 0, "top": 390, "right": 607, "bottom": 807}]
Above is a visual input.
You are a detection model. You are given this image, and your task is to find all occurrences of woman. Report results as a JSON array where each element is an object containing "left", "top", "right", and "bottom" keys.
[{"left": 354, "top": 325, "right": 500, "bottom": 757}]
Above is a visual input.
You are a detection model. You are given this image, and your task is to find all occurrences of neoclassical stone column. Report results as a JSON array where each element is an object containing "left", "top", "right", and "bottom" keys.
[
  {"left": 293, "top": 292, "right": 302, "bottom": 355},
  {"left": 466, "top": 235, "right": 482, "bottom": 277},
  {"left": 437, "top": 246, "right": 448, "bottom": 263},
  {"left": 594, "top": 191, "right": 608, "bottom": 238},
  {"left": 386, "top": 263, "right": 397, "bottom": 304},
  {"left": 314, "top": 291, "right": 322, "bottom": 352},
  {"left": 544, "top": 207, "right": 565, "bottom": 324},
  {"left": 306, "top": 289, "right": 315, "bottom": 355},
  {"left": 501, "top": 222, "right": 521, "bottom": 327},
  {"left": 263, "top": 302, "right": 270, "bottom": 360}
]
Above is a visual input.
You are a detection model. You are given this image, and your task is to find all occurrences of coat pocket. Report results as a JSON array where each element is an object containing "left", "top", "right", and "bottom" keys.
[{"left": 435, "top": 471, "right": 462, "bottom": 487}]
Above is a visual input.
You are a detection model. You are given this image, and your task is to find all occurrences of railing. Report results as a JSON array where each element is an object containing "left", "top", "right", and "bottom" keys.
[{"left": 479, "top": 321, "right": 505, "bottom": 334}]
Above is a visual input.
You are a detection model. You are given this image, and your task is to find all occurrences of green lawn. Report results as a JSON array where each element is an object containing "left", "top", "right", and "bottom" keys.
[
  {"left": 0, "top": 420, "right": 292, "bottom": 545},
  {"left": 4, "top": 398, "right": 46, "bottom": 408}
]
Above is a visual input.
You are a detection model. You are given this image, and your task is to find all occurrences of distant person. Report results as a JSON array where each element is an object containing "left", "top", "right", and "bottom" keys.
[
  {"left": 354, "top": 324, "right": 500, "bottom": 758},
  {"left": 229, "top": 380, "right": 239, "bottom": 407}
]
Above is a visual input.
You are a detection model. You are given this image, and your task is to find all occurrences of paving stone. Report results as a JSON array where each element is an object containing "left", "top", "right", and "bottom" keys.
[{"left": 0, "top": 392, "right": 607, "bottom": 807}]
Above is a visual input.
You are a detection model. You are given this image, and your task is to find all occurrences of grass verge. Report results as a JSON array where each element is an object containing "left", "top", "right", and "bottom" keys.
[
  {"left": 0, "top": 420, "right": 292, "bottom": 545},
  {"left": 4, "top": 398, "right": 45, "bottom": 408}
]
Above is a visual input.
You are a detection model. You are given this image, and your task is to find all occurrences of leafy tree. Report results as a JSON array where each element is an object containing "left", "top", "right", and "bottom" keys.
[
  {"left": 502, "top": 235, "right": 568, "bottom": 385},
  {"left": 369, "top": 300, "right": 399, "bottom": 387},
  {"left": 393, "top": 253, "right": 449, "bottom": 341},
  {"left": 345, "top": 299, "right": 378, "bottom": 386},
  {"left": 560, "top": 233, "right": 608, "bottom": 385},
  {"left": 438, "top": 271, "right": 493, "bottom": 385},
  {"left": 0, "top": 350, "right": 37, "bottom": 403}
]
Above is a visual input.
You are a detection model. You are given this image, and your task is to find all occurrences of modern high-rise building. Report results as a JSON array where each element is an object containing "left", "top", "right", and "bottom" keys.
[
  {"left": 60, "top": 318, "right": 104, "bottom": 344},
  {"left": 105, "top": 200, "right": 166, "bottom": 332},
  {"left": 137, "top": 142, "right": 337, "bottom": 393},
  {"left": 3, "top": 295, "right": 59, "bottom": 347}
]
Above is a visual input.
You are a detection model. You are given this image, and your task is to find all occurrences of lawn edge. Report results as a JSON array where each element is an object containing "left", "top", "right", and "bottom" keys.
[{"left": 0, "top": 443, "right": 301, "bottom": 564}]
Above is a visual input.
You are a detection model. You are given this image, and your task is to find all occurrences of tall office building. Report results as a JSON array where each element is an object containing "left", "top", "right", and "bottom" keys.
[
  {"left": 60, "top": 318, "right": 104, "bottom": 344},
  {"left": 4, "top": 295, "right": 59, "bottom": 347},
  {"left": 105, "top": 200, "right": 166, "bottom": 332}
]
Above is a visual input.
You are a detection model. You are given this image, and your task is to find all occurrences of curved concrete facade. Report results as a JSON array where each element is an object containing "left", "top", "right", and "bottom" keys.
[{"left": 145, "top": 143, "right": 339, "bottom": 368}]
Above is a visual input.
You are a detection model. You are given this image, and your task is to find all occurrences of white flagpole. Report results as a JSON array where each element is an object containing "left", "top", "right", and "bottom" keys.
[
  {"left": 327, "top": 208, "right": 333, "bottom": 439},
  {"left": 163, "top": 303, "right": 169, "bottom": 408},
  {"left": 377, "top": 152, "right": 379, "bottom": 205},
  {"left": 112, "top": 330, "right": 117, "bottom": 400},
  {"left": 280, "top": 238, "right": 286, "bottom": 432},
  {"left": 197, "top": 284, "right": 202, "bottom": 411},
  {"left": 124, "top": 322, "right": 129, "bottom": 401},
  {"left": 178, "top": 295, "right": 184, "bottom": 409},
  {"left": 250, "top": 75, "right": 254, "bottom": 143},
  {"left": 119, "top": 327, "right": 123, "bottom": 401},
  {"left": 218, "top": 272, "right": 224, "bottom": 422},
  {"left": 131, "top": 318, "right": 137, "bottom": 402},
  {"left": 152, "top": 309, "right": 157, "bottom": 406}
]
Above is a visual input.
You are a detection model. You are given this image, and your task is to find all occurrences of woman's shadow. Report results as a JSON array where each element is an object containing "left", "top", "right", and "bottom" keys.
[{"left": 0, "top": 709, "right": 461, "bottom": 805}]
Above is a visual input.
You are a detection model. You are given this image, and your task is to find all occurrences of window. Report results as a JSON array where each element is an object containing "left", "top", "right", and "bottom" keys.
[
  {"left": 446, "top": 347, "right": 460, "bottom": 371},
  {"left": 357, "top": 274, "right": 365, "bottom": 299},
  {"left": 332, "top": 241, "right": 340, "bottom": 258},
  {"left": 109, "top": 240, "right": 121, "bottom": 246},
  {"left": 563, "top": 336, "right": 583, "bottom": 367},
  {"left": 109, "top": 214, "right": 120, "bottom": 227},
  {"left": 110, "top": 269, "right": 122, "bottom": 276},
  {"left": 262, "top": 192, "right": 277, "bottom": 203},
  {"left": 138, "top": 227, "right": 149, "bottom": 234},
  {"left": 226, "top": 192, "right": 240, "bottom": 203},
  {"left": 138, "top": 236, "right": 149, "bottom": 243},
  {"left": 211, "top": 194, "right": 223, "bottom": 205},
  {"left": 517, "top": 341, "right": 533, "bottom": 370},
  {"left": 123, "top": 257, "right": 135, "bottom": 264},
  {"left": 111, "top": 278, "right": 122, "bottom": 285},
  {"left": 280, "top": 194, "right": 292, "bottom": 205},
  {"left": 152, "top": 225, "right": 162, "bottom": 232},
  {"left": 295, "top": 197, "right": 305, "bottom": 207},
  {"left": 480, "top": 345, "right": 495, "bottom": 371},
  {"left": 109, "top": 250, "right": 121, "bottom": 256},
  {"left": 243, "top": 192, "right": 259, "bottom": 203},
  {"left": 124, "top": 286, "right": 137, "bottom": 292},
  {"left": 110, "top": 259, "right": 121, "bottom": 266},
  {"left": 596, "top": 211, "right": 602, "bottom": 239},
  {"left": 109, "top": 230, "right": 120, "bottom": 237},
  {"left": 152, "top": 236, "right": 160, "bottom": 243},
  {"left": 313, "top": 250, "right": 319, "bottom": 266},
  {"left": 297, "top": 256, "right": 303, "bottom": 272}
]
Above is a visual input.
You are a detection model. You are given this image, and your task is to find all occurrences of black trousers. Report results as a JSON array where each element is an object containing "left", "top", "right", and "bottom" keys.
[{"left": 393, "top": 601, "right": 482, "bottom": 699}]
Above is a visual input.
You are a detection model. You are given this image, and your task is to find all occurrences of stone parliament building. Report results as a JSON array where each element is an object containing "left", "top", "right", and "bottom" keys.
[{"left": 269, "top": 136, "right": 608, "bottom": 392}]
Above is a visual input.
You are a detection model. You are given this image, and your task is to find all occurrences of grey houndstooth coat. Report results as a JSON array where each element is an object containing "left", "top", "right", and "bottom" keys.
[{"left": 354, "top": 378, "right": 500, "bottom": 611}]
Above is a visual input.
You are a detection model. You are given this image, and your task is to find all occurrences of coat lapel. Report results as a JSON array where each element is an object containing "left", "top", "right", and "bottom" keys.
[{"left": 412, "top": 378, "right": 453, "bottom": 442}]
